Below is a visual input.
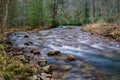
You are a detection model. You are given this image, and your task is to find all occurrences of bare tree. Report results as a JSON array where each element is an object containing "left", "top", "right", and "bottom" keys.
[
  {"left": 51, "top": 0, "right": 58, "bottom": 28},
  {"left": 2, "top": 0, "right": 9, "bottom": 34}
]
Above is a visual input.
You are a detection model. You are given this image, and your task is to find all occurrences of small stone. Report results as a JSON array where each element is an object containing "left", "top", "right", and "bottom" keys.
[
  {"left": 24, "top": 55, "right": 32, "bottom": 61},
  {"left": 85, "top": 66, "right": 95, "bottom": 71},
  {"left": 67, "top": 26, "right": 74, "bottom": 29},
  {"left": 62, "top": 65, "right": 71, "bottom": 71},
  {"left": 38, "top": 60, "right": 47, "bottom": 67},
  {"left": 33, "top": 75, "right": 42, "bottom": 80},
  {"left": 24, "top": 42, "right": 33, "bottom": 46},
  {"left": 38, "top": 37, "right": 44, "bottom": 40},
  {"left": 17, "top": 55, "right": 29, "bottom": 63},
  {"left": 31, "top": 49, "right": 41, "bottom": 55},
  {"left": 41, "top": 73, "right": 52, "bottom": 78},
  {"left": 33, "top": 75, "right": 38, "bottom": 80},
  {"left": 47, "top": 50, "right": 61, "bottom": 56},
  {"left": 24, "top": 35, "right": 29, "bottom": 38},
  {"left": 66, "top": 55, "right": 75, "bottom": 61},
  {"left": 41, "top": 65, "right": 52, "bottom": 73}
]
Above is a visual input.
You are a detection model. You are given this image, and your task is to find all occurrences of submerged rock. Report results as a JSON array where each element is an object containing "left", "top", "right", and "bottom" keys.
[
  {"left": 47, "top": 50, "right": 61, "bottom": 56},
  {"left": 62, "top": 65, "right": 71, "bottom": 71},
  {"left": 66, "top": 55, "right": 75, "bottom": 61}
]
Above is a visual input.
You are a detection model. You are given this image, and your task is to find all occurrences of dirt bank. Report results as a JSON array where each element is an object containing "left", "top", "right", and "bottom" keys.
[{"left": 83, "top": 23, "right": 120, "bottom": 41}]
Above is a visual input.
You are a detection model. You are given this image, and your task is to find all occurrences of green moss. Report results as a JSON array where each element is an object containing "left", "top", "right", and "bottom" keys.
[
  {"left": 3, "top": 74, "right": 11, "bottom": 80},
  {"left": 0, "top": 43, "right": 37, "bottom": 79}
]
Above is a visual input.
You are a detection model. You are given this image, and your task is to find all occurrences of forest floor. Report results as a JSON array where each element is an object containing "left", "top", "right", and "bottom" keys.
[{"left": 83, "top": 22, "right": 120, "bottom": 42}]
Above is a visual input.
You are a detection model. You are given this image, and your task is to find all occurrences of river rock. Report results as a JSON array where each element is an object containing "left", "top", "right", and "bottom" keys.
[
  {"left": 24, "top": 35, "right": 29, "bottom": 38},
  {"left": 47, "top": 50, "right": 61, "bottom": 56},
  {"left": 24, "top": 42, "right": 33, "bottom": 46},
  {"left": 24, "top": 55, "right": 33, "bottom": 61},
  {"left": 62, "top": 65, "right": 71, "bottom": 71},
  {"left": 37, "top": 37, "right": 44, "bottom": 40},
  {"left": 41, "top": 65, "right": 52, "bottom": 73},
  {"left": 19, "top": 55, "right": 29, "bottom": 63},
  {"left": 41, "top": 73, "right": 52, "bottom": 79},
  {"left": 31, "top": 49, "right": 41, "bottom": 55},
  {"left": 32, "top": 75, "right": 42, "bottom": 80},
  {"left": 66, "top": 54, "right": 75, "bottom": 61},
  {"left": 38, "top": 60, "right": 47, "bottom": 67}
]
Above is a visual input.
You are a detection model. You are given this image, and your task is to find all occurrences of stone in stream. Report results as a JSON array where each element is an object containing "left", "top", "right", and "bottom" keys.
[
  {"left": 51, "top": 64, "right": 72, "bottom": 71},
  {"left": 24, "top": 35, "right": 29, "bottom": 38},
  {"left": 62, "top": 65, "right": 72, "bottom": 71},
  {"left": 30, "top": 49, "right": 41, "bottom": 55},
  {"left": 24, "top": 42, "right": 33, "bottom": 46},
  {"left": 66, "top": 54, "right": 75, "bottom": 61},
  {"left": 47, "top": 50, "right": 61, "bottom": 56},
  {"left": 37, "top": 37, "right": 44, "bottom": 40}
]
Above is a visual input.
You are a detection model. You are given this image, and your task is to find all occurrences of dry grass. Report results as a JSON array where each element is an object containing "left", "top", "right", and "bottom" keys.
[
  {"left": 83, "top": 23, "right": 120, "bottom": 41},
  {"left": 8, "top": 26, "right": 51, "bottom": 33}
]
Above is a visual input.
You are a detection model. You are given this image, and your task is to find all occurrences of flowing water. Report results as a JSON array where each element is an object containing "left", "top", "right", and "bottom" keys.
[{"left": 8, "top": 26, "right": 120, "bottom": 80}]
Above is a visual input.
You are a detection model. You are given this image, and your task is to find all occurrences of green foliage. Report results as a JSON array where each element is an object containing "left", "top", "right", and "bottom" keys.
[
  {"left": 68, "top": 19, "right": 82, "bottom": 26},
  {"left": 80, "top": 17, "right": 90, "bottom": 25},
  {"left": 1, "top": 0, "right": 120, "bottom": 27},
  {"left": 29, "top": 0, "right": 44, "bottom": 26}
]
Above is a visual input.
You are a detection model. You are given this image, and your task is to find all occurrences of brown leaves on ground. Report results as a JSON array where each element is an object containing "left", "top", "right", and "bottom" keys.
[{"left": 83, "top": 23, "right": 120, "bottom": 41}]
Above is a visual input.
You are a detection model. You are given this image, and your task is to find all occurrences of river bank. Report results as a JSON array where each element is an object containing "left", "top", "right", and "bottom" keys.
[
  {"left": 0, "top": 26, "right": 54, "bottom": 80},
  {"left": 83, "top": 23, "right": 120, "bottom": 42}
]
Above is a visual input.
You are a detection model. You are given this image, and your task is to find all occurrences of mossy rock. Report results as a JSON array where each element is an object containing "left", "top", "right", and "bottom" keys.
[
  {"left": 41, "top": 65, "right": 52, "bottom": 73},
  {"left": 66, "top": 55, "right": 75, "bottom": 61},
  {"left": 47, "top": 50, "right": 61, "bottom": 56},
  {"left": 38, "top": 60, "right": 47, "bottom": 67}
]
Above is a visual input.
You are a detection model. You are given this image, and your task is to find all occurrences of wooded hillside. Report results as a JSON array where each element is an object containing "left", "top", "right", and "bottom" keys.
[{"left": 0, "top": 0, "right": 120, "bottom": 27}]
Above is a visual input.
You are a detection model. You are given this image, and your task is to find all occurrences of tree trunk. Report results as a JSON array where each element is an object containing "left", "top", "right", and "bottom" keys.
[
  {"left": 51, "top": 0, "right": 58, "bottom": 28},
  {"left": 2, "top": 0, "right": 9, "bottom": 34}
]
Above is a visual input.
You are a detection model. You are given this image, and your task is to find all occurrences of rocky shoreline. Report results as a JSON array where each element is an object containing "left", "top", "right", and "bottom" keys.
[
  {"left": 1, "top": 26, "right": 120, "bottom": 80},
  {"left": 5, "top": 45, "right": 108, "bottom": 80}
]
